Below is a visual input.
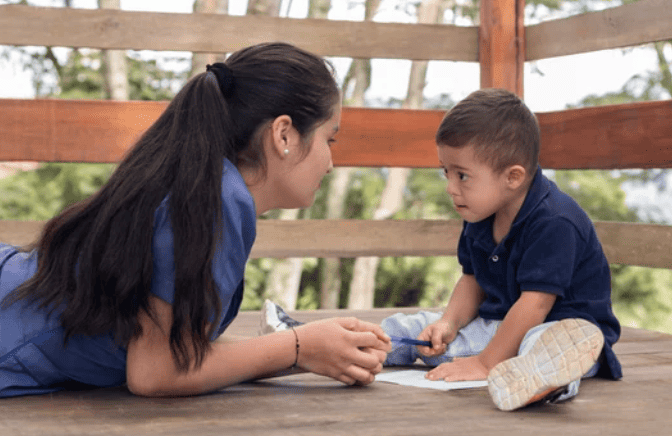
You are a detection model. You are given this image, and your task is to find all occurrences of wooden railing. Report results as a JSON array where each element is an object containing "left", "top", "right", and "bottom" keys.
[{"left": 1, "top": 0, "right": 671, "bottom": 271}]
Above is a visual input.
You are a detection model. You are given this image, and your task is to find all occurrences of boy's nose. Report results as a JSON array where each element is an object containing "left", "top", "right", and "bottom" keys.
[{"left": 446, "top": 181, "right": 458, "bottom": 197}]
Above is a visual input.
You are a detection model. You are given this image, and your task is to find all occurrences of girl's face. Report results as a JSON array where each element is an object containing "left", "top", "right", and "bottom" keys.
[{"left": 278, "top": 103, "right": 341, "bottom": 209}]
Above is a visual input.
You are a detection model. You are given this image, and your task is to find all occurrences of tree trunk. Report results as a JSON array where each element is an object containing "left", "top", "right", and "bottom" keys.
[
  {"left": 243, "top": 0, "right": 303, "bottom": 310},
  {"left": 319, "top": 165, "right": 352, "bottom": 308},
  {"left": 318, "top": 0, "right": 378, "bottom": 308},
  {"left": 264, "top": 208, "right": 304, "bottom": 309},
  {"left": 347, "top": 0, "right": 442, "bottom": 310},
  {"left": 247, "top": 0, "right": 281, "bottom": 16},
  {"left": 191, "top": 0, "right": 229, "bottom": 78},
  {"left": 99, "top": 0, "right": 128, "bottom": 101},
  {"left": 307, "top": 0, "right": 347, "bottom": 309}
]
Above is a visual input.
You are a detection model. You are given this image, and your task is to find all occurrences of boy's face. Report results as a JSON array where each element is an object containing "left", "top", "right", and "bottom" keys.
[{"left": 437, "top": 143, "right": 514, "bottom": 223}]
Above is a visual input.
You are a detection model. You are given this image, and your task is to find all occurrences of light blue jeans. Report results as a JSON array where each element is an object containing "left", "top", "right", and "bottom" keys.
[{"left": 382, "top": 311, "right": 600, "bottom": 402}]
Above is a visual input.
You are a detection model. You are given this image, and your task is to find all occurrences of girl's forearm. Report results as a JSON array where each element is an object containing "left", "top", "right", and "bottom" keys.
[{"left": 129, "top": 329, "right": 299, "bottom": 397}]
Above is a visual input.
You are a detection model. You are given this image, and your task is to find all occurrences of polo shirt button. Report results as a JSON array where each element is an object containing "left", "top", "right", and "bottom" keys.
[{"left": 491, "top": 255, "right": 499, "bottom": 262}]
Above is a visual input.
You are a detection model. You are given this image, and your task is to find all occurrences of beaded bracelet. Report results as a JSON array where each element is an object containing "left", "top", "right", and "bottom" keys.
[{"left": 290, "top": 326, "right": 300, "bottom": 368}]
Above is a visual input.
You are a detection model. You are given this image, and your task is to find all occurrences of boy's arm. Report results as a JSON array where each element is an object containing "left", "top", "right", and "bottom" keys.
[
  {"left": 417, "top": 274, "right": 484, "bottom": 355},
  {"left": 426, "top": 290, "right": 556, "bottom": 381},
  {"left": 442, "top": 274, "right": 485, "bottom": 329}
]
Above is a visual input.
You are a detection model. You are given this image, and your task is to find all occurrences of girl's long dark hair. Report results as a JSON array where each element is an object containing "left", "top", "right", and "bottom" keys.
[{"left": 3, "top": 42, "right": 339, "bottom": 371}]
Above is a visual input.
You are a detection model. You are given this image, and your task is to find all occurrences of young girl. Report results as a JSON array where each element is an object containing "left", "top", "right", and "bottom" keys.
[{"left": 0, "top": 42, "right": 391, "bottom": 398}]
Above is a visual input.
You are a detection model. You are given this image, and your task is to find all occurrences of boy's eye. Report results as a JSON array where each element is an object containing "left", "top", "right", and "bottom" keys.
[
  {"left": 328, "top": 139, "right": 336, "bottom": 147},
  {"left": 458, "top": 172, "right": 468, "bottom": 181}
]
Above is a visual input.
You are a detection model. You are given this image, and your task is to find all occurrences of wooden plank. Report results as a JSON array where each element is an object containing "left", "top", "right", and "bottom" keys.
[
  {"left": 251, "top": 219, "right": 462, "bottom": 258},
  {"left": 595, "top": 221, "right": 672, "bottom": 269},
  {"left": 479, "top": 0, "right": 525, "bottom": 96},
  {"left": 2, "top": 219, "right": 672, "bottom": 269},
  {"left": 0, "top": 4, "right": 478, "bottom": 62},
  {"left": 3, "top": 99, "right": 672, "bottom": 169},
  {"left": 527, "top": 0, "right": 672, "bottom": 61},
  {"left": 0, "top": 312, "right": 670, "bottom": 436},
  {"left": 0, "top": 220, "right": 43, "bottom": 248},
  {"left": 537, "top": 100, "right": 672, "bottom": 170},
  {"left": 0, "top": 99, "right": 164, "bottom": 163}
]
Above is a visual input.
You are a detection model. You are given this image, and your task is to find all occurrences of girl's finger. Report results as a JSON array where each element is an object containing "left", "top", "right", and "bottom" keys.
[{"left": 344, "top": 364, "right": 375, "bottom": 386}]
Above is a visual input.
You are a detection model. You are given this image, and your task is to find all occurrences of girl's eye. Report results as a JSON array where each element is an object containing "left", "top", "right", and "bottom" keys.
[
  {"left": 328, "top": 139, "right": 336, "bottom": 147},
  {"left": 458, "top": 172, "right": 468, "bottom": 181}
]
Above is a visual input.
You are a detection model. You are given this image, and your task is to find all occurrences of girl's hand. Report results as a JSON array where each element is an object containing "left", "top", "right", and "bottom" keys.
[
  {"left": 416, "top": 319, "right": 457, "bottom": 357},
  {"left": 294, "top": 317, "right": 391, "bottom": 386}
]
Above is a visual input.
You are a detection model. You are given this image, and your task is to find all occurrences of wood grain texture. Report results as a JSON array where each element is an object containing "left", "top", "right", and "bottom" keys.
[
  {"left": 479, "top": 0, "right": 525, "bottom": 96},
  {"left": 0, "top": 4, "right": 478, "bottom": 61},
  {"left": 537, "top": 100, "right": 672, "bottom": 170},
  {"left": 0, "top": 312, "right": 670, "bottom": 436},
  {"left": 527, "top": 0, "right": 672, "bottom": 61},
  {"left": 2, "top": 99, "right": 672, "bottom": 170},
  {"left": 2, "top": 219, "right": 671, "bottom": 268}
]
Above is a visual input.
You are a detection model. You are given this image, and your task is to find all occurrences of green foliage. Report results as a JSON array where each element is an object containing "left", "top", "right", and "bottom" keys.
[
  {"left": 0, "top": 163, "right": 114, "bottom": 220},
  {"left": 551, "top": 170, "right": 638, "bottom": 222},
  {"left": 611, "top": 265, "right": 672, "bottom": 331}
]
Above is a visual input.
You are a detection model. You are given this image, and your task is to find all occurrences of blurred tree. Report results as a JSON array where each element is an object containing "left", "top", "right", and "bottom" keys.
[{"left": 191, "top": 0, "right": 229, "bottom": 78}]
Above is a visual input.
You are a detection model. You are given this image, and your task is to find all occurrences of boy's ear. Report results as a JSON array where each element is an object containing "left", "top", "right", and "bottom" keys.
[
  {"left": 269, "top": 115, "right": 293, "bottom": 158},
  {"left": 505, "top": 165, "right": 527, "bottom": 189}
]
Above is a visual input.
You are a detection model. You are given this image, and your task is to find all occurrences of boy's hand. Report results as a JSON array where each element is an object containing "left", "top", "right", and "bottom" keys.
[
  {"left": 425, "top": 355, "right": 488, "bottom": 382},
  {"left": 416, "top": 319, "right": 458, "bottom": 357}
]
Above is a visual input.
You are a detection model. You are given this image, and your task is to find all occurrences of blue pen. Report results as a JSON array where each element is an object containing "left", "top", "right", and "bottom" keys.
[{"left": 390, "top": 335, "right": 432, "bottom": 347}]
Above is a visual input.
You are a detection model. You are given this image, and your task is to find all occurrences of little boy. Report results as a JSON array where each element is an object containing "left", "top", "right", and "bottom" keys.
[
  {"left": 382, "top": 88, "right": 622, "bottom": 410},
  {"left": 261, "top": 88, "right": 622, "bottom": 411}
]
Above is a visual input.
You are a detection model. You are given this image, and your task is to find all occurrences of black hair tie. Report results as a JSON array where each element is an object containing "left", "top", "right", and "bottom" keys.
[{"left": 206, "top": 63, "right": 235, "bottom": 98}]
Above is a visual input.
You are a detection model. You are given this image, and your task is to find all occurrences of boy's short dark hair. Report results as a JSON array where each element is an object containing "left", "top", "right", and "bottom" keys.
[{"left": 435, "top": 88, "right": 540, "bottom": 175}]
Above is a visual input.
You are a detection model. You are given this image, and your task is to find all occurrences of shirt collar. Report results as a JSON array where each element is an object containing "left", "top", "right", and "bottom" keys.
[
  {"left": 511, "top": 166, "right": 551, "bottom": 228},
  {"left": 462, "top": 166, "right": 551, "bottom": 243}
]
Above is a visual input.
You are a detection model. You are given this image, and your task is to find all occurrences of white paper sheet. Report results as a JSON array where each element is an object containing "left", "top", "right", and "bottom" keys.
[{"left": 376, "top": 369, "right": 488, "bottom": 391}]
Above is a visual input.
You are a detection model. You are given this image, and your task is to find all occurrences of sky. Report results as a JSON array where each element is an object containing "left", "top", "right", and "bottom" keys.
[
  {"left": 1, "top": 0, "right": 670, "bottom": 222},
  {"left": 0, "top": 0, "right": 662, "bottom": 113}
]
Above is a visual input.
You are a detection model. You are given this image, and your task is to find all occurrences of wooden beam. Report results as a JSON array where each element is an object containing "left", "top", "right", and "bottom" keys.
[
  {"left": 2, "top": 219, "right": 671, "bottom": 269},
  {"left": 479, "top": 0, "right": 525, "bottom": 97},
  {"left": 527, "top": 0, "right": 672, "bottom": 61},
  {"left": 2, "top": 99, "right": 672, "bottom": 169},
  {"left": 596, "top": 221, "right": 672, "bottom": 269},
  {"left": 537, "top": 100, "right": 672, "bottom": 170},
  {"left": 0, "top": 99, "right": 165, "bottom": 163},
  {"left": 0, "top": 4, "right": 478, "bottom": 62}
]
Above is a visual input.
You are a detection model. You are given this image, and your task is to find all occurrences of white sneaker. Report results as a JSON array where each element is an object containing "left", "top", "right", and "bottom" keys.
[
  {"left": 487, "top": 318, "right": 604, "bottom": 411},
  {"left": 259, "top": 299, "right": 303, "bottom": 335}
]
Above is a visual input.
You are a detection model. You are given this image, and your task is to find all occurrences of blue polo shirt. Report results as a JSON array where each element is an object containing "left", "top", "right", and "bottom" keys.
[
  {"left": 457, "top": 167, "right": 622, "bottom": 379},
  {"left": 0, "top": 159, "right": 256, "bottom": 397}
]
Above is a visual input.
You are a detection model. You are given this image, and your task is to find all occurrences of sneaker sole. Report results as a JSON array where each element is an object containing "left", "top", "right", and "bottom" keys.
[{"left": 487, "top": 318, "right": 604, "bottom": 411}]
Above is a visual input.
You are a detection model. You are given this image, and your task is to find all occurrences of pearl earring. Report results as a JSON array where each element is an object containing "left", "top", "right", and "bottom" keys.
[{"left": 283, "top": 149, "right": 290, "bottom": 156}]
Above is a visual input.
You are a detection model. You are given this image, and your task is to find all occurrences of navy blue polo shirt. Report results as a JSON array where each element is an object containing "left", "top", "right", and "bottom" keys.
[{"left": 457, "top": 167, "right": 622, "bottom": 379}]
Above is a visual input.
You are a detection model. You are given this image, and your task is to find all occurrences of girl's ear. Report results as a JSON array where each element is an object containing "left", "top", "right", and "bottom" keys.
[
  {"left": 269, "top": 115, "right": 294, "bottom": 158},
  {"left": 505, "top": 165, "right": 527, "bottom": 190}
]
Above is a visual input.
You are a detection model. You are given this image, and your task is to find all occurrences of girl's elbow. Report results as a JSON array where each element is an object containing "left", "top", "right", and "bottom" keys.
[{"left": 126, "top": 371, "right": 165, "bottom": 397}]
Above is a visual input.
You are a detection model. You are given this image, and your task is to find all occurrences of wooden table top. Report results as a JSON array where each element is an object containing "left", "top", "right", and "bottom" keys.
[{"left": 2, "top": 308, "right": 671, "bottom": 436}]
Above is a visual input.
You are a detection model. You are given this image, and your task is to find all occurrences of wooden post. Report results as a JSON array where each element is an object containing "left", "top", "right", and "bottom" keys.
[{"left": 479, "top": 0, "right": 525, "bottom": 97}]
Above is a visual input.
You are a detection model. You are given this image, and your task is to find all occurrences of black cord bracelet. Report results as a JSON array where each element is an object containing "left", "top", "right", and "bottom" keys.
[{"left": 290, "top": 326, "right": 300, "bottom": 368}]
